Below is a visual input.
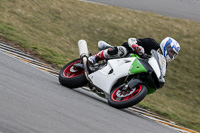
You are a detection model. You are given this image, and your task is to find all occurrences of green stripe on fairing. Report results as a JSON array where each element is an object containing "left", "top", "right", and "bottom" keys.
[
  {"left": 130, "top": 53, "right": 140, "bottom": 58},
  {"left": 129, "top": 58, "right": 147, "bottom": 74}
]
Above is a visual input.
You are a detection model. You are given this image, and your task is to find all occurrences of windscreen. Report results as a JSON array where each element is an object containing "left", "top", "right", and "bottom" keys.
[{"left": 151, "top": 50, "right": 166, "bottom": 78}]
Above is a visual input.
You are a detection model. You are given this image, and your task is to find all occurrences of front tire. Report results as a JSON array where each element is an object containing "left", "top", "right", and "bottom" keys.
[
  {"left": 108, "top": 84, "right": 148, "bottom": 109},
  {"left": 59, "top": 58, "right": 87, "bottom": 88}
]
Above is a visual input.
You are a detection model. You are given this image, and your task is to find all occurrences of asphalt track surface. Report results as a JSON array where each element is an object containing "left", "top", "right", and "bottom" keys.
[
  {"left": 0, "top": 51, "right": 179, "bottom": 133},
  {"left": 83, "top": 0, "right": 200, "bottom": 22}
]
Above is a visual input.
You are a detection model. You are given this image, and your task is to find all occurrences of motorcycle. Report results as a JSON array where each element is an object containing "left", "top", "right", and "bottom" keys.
[{"left": 59, "top": 40, "right": 166, "bottom": 109}]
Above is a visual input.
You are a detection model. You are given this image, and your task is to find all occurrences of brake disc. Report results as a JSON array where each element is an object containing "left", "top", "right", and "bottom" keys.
[{"left": 116, "top": 88, "right": 136, "bottom": 98}]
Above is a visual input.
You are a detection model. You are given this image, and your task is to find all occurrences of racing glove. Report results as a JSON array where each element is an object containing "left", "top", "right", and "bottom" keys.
[{"left": 128, "top": 38, "right": 144, "bottom": 55}]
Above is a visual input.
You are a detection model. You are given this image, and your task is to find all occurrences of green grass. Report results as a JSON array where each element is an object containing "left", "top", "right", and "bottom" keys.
[{"left": 0, "top": 0, "right": 199, "bottom": 131}]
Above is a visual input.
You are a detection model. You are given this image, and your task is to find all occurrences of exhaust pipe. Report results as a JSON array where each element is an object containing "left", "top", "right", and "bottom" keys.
[
  {"left": 77, "top": 40, "right": 93, "bottom": 86},
  {"left": 78, "top": 40, "right": 89, "bottom": 58}
]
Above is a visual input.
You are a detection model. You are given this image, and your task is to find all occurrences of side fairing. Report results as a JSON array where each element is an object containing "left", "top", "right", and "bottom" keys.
[{"left": 88, "top": 58, "right": 137, "bottom": 94}]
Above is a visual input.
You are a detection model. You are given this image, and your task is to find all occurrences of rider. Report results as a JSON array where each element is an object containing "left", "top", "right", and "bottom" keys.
[{"left": 88, "top": 37, "right": 180, "bottom": 64}]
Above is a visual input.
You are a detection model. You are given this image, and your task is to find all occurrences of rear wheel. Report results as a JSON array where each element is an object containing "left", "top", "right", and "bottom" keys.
[
  {"left": 108, "top": 84, "right": 148, "bottom": 109},
  {"left": 59, "top": 58, "right": 87, "bottom": 88}
]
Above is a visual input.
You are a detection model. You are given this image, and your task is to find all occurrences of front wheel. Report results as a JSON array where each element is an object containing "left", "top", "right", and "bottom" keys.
[
  {"left": 59, "top": 58, "right": 87, "bottom": 88},
  {"left": 108, "top": 84, "right": 148, "bottom": 109}
]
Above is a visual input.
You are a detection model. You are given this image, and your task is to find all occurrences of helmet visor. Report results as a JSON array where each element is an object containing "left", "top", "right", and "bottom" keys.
[{"left": 166, "top": 44, "right": 178, "bottom": 59}]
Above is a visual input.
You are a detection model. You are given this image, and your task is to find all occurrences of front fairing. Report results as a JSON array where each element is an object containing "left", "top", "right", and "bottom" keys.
[
  {"left": 150, "top": 50, "right": 166, "bottom": 88},
  {"left": 133, "top": 51, "right": 166, "bottom": 90}
]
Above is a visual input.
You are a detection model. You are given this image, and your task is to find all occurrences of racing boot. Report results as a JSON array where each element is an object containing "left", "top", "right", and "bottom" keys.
[
  {"left": 88, "top": 50, "right": 105, "bottom": 65},
  {"left": 98, "top": 41, "right": 113, "bottom": 51}
]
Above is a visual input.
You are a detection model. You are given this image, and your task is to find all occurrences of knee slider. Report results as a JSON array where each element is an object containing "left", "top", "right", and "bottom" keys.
[{"left": 107, "top": 47, "right": 118, "bottom": 55}]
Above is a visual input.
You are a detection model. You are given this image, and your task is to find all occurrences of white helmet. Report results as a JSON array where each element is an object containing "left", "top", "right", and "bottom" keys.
[{"left": 160, "top": 37, "right": 180, "bottom": 62}]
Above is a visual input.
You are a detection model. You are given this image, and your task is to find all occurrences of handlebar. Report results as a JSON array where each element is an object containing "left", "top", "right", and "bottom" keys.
[{"left": 141, "top": 53, "right": 151, "bottom": 59}]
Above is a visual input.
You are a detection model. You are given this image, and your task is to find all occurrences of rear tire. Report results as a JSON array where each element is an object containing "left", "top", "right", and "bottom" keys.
[
  {"left": 59, "top": 58, "right": 87, "bottom": 88},
  {"left": 108, "top": 84, "right": 148, "bottom": 109}
]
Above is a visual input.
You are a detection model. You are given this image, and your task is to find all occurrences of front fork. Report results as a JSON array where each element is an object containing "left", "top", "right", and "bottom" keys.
[{"left": 118, "top": 77, "right": 144, "bottom": 92}]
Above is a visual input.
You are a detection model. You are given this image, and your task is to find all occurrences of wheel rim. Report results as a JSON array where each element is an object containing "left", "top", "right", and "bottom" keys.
[
  {"left": 63, "top": 60, "right": 84, "bottom": 78},
  {"left": 111, "top": 84, "right": 142, "bottom": 102}
]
